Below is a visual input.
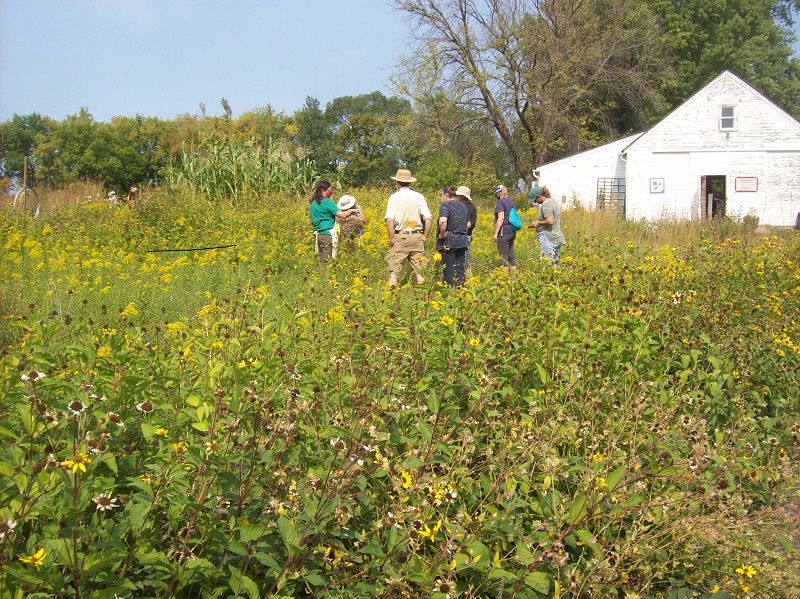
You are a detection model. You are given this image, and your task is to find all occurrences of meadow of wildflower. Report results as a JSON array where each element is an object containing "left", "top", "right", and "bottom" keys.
[{"left": 1, "top": 189, "right": 799, "bottom": 598}]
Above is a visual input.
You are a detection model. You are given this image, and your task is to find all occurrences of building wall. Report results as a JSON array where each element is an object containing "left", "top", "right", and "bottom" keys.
[
  {"left": 624, "top": 73, "right": 800, "bottom": 225},
  {"left": 535, "top": 136, "right": 636, "bottom": 208}
]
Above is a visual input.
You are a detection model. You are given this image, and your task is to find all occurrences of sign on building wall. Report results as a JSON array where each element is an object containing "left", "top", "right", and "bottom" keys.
[
  {"left": 649, "top": 178, "right": 665, "bottom": 194},
  {"left": 735, "top": 177, "right": 758, "bottom": 192}
]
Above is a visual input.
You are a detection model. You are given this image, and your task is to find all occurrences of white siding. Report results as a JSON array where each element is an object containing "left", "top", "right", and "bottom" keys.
[
  {"left": 762, "top": 152, "right": 800, "bottom": 226},
  {"left": 625, "top": 151, "right": 693, "bottom": 220},
  {"left": 623, "top": 72, "right": 800, "bottom": 226},
  {"left": 535, "top": 135, "right": 638, "bottom": 208}
]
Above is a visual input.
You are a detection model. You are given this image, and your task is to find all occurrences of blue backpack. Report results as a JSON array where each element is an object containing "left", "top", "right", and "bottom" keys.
[{"left": 505, "top": 199, "right": 523, "bottom": 231}]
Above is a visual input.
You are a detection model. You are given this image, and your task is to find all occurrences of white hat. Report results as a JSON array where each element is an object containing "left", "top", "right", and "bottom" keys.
[
  {"left": 107, "top": 191, "right": 116, "bottom": 197},
  {"left": 454, "top": 185, "right": 473, "bottom": 202},
  {"left": 337, "top": 195, "right": 356, "bottom": 210}
]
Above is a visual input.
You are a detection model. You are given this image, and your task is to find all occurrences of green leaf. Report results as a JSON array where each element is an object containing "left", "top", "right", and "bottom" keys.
[
  {"left": 127, "top": 501, "right": 151, "bottom": 530},
  {"left": 303, "top": 572, "right": 328, "bottom": 586},
  {"left": 419, "top": 421, "right": 432, "bottom": 443},
  {"left": 101, "top": 454, "right": 118, "bottom": 475},
  {"left": 427, "top": 392, "right": 440, "bottom": 414},
  {"left": 140, "top": 422, "right": 154, "bottom": 441},
  {"left": 229, "top": 565, "right": 260, "bottom": 599},
  {"left": 489, "top": 568, "right": 516, "bottom": 580},
  {"left": 607, "top": 465, "right": 626, "bottom": 490},
  {"left": 525, "top": 571, "right": 550, "bottom": 594},
  {"left": 360, "top": 540, "right": 385, "bottom": 558},
  {"left": 239, "top": 524, "right": 267, "bottom": 543},
  {"left": 17, "top": 404, "right": 35, "bottom": 436},
  {"left": 567, "top": 494, "right": 588, "bottom": 525},
  {"left": 277, "top": 516, "right": 299, "bottom": 553},
  {"left": 254, "top": 552, "right": 281, "bottom": 572}
]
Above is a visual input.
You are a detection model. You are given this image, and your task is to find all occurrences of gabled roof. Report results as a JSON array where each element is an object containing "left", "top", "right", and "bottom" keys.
[
  {"left": 621, "top": 70, "right": 800, "bottom": 154},
  {"left": 536, "top": 133, "right": 641, "bottom": 170}
]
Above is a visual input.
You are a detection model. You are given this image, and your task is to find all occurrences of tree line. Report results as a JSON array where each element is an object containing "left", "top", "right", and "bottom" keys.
[{"left": 2, "top": 0, "right": 798, "bottom": 195}]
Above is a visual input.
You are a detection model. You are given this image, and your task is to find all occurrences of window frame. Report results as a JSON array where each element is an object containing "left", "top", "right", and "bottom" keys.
[{"left": 719, "top": 105, "right": 737, "bottom": 131}]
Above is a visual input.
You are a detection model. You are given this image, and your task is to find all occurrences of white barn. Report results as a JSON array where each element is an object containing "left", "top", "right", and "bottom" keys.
[{"left": 534, "top": 71, "right": 800, "bottom": 226}]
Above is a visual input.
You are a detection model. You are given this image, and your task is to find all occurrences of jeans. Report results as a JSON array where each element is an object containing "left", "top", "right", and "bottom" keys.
[
  {"left": 537, "top": 233, "right": 563, "bottom": 264},
  {"left": 442, "top": 247, "right": 467, "bottom": 287}
]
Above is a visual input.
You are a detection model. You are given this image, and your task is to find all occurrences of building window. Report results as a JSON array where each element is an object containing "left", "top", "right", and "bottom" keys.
[
  {"left": 719, "top": 106, "right": 736, "bottom": 130},
  {"left": 597, "top": 178, "right": 625, "bottom": 215}
]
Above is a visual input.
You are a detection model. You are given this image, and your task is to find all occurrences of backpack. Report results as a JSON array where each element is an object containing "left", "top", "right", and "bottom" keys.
[{"left": 504, "top": 199, "right": 523, "bottom": 231}]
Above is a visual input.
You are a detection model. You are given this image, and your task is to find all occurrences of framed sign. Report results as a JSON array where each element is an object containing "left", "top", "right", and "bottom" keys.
[
  {"left": 649, "top": 178, "right": 665, "bottom": 194},
  {"left": 735, "top": 177, "right": 758, "bottom": 192}
]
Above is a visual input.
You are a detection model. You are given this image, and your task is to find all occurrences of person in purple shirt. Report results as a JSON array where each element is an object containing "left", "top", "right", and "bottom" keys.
[{"left": 492, "top": 184, "right": 517, "bottom": 275}]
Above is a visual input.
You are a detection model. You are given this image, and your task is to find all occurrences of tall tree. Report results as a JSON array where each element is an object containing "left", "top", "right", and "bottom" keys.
[
  {"left": 0, "top": 113, "right": 55, "bottom": 181},
  {"left": 652, "top": 0, "right": 800, "bottom": 115},
  {"left": 324, "top": 92, "right": 412, "bottom": 185},
  {"left": 393, "top": 0, "right": 669, "bottom": 178},
  {"left": 294, "top": 97, "right": 335, "bottom": 172}
]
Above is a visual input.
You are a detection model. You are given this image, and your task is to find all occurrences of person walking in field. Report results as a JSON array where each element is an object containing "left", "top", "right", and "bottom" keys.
[
  {"left": 337, "top": 194, "right": 366, "bottom": 240},
  {"left": 437, "top": 185, "right": 472, "bottom": 287},
  {"left": 456, "top": 186, "right": 477, "bottom": 277},
  {"left": 492, "top": 185, "right": 517, "bottom": 275},
  {"left": 384, "top": 168, "right": 432, "bottom": 288},
  {"left": 309, "top": 180, "right": 356, "bottom": 263},
  {"left": 529, "top": 187, "right": 565, "bottom": 265}
]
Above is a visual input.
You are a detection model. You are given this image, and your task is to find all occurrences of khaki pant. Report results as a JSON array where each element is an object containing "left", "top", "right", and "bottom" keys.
[{"left": 388, "top": 233, "right": 427, "bottom": 277}]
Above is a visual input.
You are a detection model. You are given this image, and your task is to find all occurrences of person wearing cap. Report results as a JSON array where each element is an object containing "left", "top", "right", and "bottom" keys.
[
  {"left": 529, "top": 186, "right": 565, "bottom": 265},
  {"left": 492, "top": 185, "right": 517, "bottom": 275},
  {"left": 309, "top": 179, "right": 356, "bottom": 263},
  {"left": 456, "top": 186, "right": 477, "bottom": 278},
  {"left": 437, "top": 186, "right": 472, "bottom": 287},
  {"left": 385, "top": 168, "right": 433, "bottom": 287},
  {"left": 527, "top": 181, "right": 543, "bottom": 206},
  {"left": 337, "top": 195, "right": 365, "bottom": 240}
]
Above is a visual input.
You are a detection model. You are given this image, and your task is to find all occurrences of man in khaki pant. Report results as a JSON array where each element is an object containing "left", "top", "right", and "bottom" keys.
[{"left": 384, "top": 169, "right": 432, "bottom": 288}]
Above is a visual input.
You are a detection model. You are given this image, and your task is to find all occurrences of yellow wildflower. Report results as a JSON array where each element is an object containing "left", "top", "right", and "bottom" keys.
[
  {"left": 468, "top": 338, "right": 480, "bottom": 347},
  {"left": 400, "top": 470, "right": 412, "bottom": 490},
  {"left": 735, "top": 564, "right": 757, "bottom": 578},
  {"left": 172, "top": 441, "right": 189, "bottom": 454},
  {"left": 121, "top": 302, "right": 138, "bottom": 318},
  {"left": 439, "top": 315, "right": 454, "bottom": 326},
  {"left": 154, "top": 427, "right": 168, "bottom": 437},
  {"left": 60, "top": 452, "right": 92, "bottom": 474},
  {"left": 19, "top": 548, "right": 46, "bottom": 568},
  {"left": 96, "top": 344, "right": 113, "bottom": 358},
  {"left": 595, "top": 476, "right": 607, "bottom": 490}
]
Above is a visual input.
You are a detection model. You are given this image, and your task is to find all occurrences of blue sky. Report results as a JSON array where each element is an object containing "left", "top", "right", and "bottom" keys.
[
  {"left": 1, "top": 1, "right": 799, "bottom": 122},
  {"left": 0, "top": 0, "right": 408, "bottom": 121}
]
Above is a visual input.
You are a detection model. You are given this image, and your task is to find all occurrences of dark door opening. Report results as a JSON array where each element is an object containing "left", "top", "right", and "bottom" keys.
[{"left": 700, "top": 175, "right": 726, "bottom": 220}]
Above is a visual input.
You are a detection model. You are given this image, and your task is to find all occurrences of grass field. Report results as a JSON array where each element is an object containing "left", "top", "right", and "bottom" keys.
[{"left": 1, "top": 190, "right": 799, "bottom": 598}]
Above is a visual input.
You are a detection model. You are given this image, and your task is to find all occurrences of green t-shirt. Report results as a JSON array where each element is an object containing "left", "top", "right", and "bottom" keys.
[{"left": 309, "top": 198, "right": 339, "bottom": 235}]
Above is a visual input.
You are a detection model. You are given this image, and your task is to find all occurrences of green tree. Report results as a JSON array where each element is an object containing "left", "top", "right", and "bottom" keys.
[
  {"left": 0, "top": 113, "right": 55, "bottom": 181},
  {"left": 652, "top": 0, "right": 800, "bottom": 116},
  {"left": 393, "top": 0, "right": 669, "bottom": 178},
  {"left": 324, "top": 92, "right": 412, "bottom": 186},
  {"left": 294, "top": 96, "right": 336, "bottom": 174}
]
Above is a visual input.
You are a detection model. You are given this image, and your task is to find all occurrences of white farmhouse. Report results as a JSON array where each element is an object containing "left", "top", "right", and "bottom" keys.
[{"left": 534, "top": 71, "right": 800, "bottom": 226}]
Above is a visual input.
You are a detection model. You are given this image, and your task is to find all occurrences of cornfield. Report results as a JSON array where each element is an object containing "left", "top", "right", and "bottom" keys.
[{"left": 162, "top": 132, "right": 318, "bottom": 202}]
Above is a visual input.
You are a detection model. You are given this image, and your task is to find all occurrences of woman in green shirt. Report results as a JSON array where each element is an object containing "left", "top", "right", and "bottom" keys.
[{"left": 309, "top": 180, "right": 355, "bottom": 263}]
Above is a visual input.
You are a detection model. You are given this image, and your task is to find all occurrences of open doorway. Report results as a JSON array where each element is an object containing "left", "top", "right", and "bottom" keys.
[{"left": 700, "top": 175, "right": 726, "bottom": 220}]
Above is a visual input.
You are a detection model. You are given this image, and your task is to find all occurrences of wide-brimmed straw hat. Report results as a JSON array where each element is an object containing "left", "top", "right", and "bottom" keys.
[
  {"left": 390, "top": 168, "right": 417, "bottom": 183},
  {"left": 337, "top": 195, "right": 357, "bottom": 210},
  {"left": 455, "top": 185, "right": 473, "bottom": 202}
]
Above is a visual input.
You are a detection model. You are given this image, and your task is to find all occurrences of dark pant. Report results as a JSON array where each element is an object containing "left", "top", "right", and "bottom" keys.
[
  {"left": 442, "top": 247, "right": 467, "bottom": 287},
  {"left": 496, "top": 231, "right": 516, "bottom": 267}
]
